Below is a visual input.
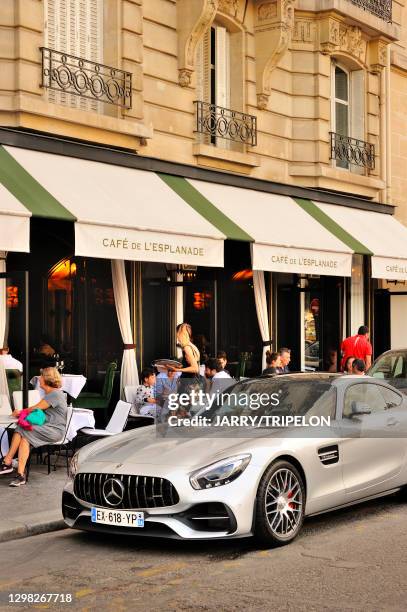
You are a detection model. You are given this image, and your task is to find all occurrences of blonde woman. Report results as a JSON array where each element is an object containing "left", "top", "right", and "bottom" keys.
[
  {"left": 0, "top": 367, "right": 68, "bottom": 486},
  {"left": 171, "top": 323, "right": 200, "bottom": 377},
  {"left": 167, "top": 324, "right": 203, "bottom": 414}
]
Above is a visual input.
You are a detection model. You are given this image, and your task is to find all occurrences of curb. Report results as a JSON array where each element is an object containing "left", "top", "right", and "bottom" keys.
[{"left": 0, "top": 515, "right": 66, "bottom": 544}]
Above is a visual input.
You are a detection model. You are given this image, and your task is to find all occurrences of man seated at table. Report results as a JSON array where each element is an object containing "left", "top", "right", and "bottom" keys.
[
  {"left": 204, "top": 358, "right": 232, "bottom": 381},
  {"left": 155, "top": 362, "right": 180, "bottom": 407}
]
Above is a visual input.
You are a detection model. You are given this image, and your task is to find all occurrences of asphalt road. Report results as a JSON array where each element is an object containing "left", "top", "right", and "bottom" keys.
[{"left": 0, "top": 495, "right": 406, "bottom": 612}]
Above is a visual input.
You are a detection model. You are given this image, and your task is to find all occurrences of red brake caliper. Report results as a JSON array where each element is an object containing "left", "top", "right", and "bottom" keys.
[{"left": 287, "top": 490, "right": 295, "bottom": 509}]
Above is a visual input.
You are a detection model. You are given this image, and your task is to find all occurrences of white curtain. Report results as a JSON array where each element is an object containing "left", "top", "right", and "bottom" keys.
[
  {"left": 253, "top": 270, "right": 271, "bottom": 371},
  {"left": 176, "top": 272, "right": 183, "bottom": 359},
  {"left": 111, "top": 260, "right": 139, "bottom": 399},
  {"left": 0, "top": 253, "right": 9, "bottom": 399}
]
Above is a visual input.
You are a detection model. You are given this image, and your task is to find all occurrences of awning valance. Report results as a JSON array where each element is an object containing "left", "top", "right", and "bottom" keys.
[
  {"left": 2, "top": 146, "right": 226, "bottom": 267},
  {"left": 3, "top": 144, "right": 407, "bottom": 280},
  {"left": 314, "top": 202, "right": 407, "bottom": 281},
  {"left": 187, "top": 179, "right": 354, "bottom": 277}
]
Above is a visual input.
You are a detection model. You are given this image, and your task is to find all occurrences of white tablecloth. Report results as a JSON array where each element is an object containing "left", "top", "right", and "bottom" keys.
[
  {"left": 0, "top": 408, "right": 95, "bottom": 457},
  {"left": 66, "top": 408, "right": 95, "bottom": 442},
  {"left": 30, "top": 374, "right": 87, "bottom": 399},
  {"left": 0, "top": 417, "right": 16, "bottom": 458}
]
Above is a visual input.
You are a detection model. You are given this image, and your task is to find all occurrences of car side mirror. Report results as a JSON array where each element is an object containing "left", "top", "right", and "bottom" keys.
[{"left": 350, "top": 401, "right": 371, "bottom": 416}]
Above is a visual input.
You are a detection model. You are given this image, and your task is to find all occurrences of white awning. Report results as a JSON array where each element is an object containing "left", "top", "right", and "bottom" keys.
[
  {"left": 315, "top": 203, "right": 407, "bottom": 281},
  {"left": 188, "top": 180, "right": 353, "bottom": 276},
  {"left": 0, "top": 183, "right": 30, "bottom": 253},
  {"left": 3, "top": 147, "right": 225, "bottom": 267}
]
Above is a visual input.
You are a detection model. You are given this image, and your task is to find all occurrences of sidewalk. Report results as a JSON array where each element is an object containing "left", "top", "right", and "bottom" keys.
[{"left": 0, "top": 462, "right": 67, "bottom": 543}]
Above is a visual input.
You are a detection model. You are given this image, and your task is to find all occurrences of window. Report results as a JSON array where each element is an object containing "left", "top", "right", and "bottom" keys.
[
  {"left": 331, "top": 62, "right": 366, "bottom": 173},
  {"left": 343, "top": 383, "right": 387, "bottom": 418},
  {"left": 197, "top": 25, "right": 231, "bottom": 111},
  {"left": 377, "top": 386, "right": 403, "bottom": 409},
  {"left": 196, "top": 24, "right": 231, "bottom": 147},
  {"left": 44, "top": 0, "right": 103, "bottom": 110},
  {"left": 370, "top": 352, "right": 407, "bottom": 380}
]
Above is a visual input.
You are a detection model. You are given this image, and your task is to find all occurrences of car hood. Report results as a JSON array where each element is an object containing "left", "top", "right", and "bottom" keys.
[{"left": 80, "top": 425, "right": 285, "bottom": 469}]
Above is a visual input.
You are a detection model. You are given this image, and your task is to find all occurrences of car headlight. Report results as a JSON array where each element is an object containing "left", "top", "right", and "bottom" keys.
[
  {"left": 68, "top": 450, "right": 80, "bottom": 480},
  {"left": 189, "top": 454, "right": 251, "bottom": 490}
]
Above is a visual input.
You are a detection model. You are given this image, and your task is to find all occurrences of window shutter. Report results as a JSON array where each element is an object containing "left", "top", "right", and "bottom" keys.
[
  {"left": 215, "top": 26, "right": 230, "bottom": 148},
  {"left": 44, "top": 0, "right": 103, "bottom": 111},
  {"left": 215, "top": 25, "right": 230, "bottom": 109},
  {"left": 196, "top": 29, "right": 211, "bottom": 104},
  {"left": 350, "top": 69, "right": 365, "bottom": 174},
  {"left": 44, "top": 0, "right": 59, "bottom": 104}
]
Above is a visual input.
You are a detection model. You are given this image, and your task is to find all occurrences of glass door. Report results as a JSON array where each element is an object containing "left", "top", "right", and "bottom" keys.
[{"left": 302, "top": 290, "right": 322, "bottom": 371}]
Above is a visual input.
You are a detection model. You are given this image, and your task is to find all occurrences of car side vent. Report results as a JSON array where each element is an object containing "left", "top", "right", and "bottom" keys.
[{"left": 318, "top": 445, "right": 339, "bottom": 465}]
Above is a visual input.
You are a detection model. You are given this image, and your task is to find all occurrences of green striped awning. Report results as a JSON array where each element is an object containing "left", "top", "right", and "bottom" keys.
[{"left": 3, "top": 144, "right": 407, "bottom": 280}]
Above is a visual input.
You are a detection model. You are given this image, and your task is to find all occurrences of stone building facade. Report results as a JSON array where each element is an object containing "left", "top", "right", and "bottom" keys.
[{"left": 0, "top": 0, "right": 403, "bottom": 206}]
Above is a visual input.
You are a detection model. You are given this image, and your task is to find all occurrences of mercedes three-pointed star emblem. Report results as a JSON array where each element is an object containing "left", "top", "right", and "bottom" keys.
[{"left": 102, "top": 478, "right": 125, "bottom": 507}]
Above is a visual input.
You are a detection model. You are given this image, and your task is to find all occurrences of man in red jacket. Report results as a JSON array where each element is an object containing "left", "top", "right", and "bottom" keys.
[{"left": 341, "top": 326, "right": 373, "bottom": 371}]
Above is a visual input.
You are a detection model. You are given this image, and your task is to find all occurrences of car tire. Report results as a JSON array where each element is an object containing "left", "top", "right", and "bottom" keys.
[{"left": 254, "top": 460, "right": 305, "bottom": 548}]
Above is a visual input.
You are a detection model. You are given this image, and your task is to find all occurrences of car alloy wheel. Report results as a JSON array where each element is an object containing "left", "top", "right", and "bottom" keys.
[{"left": 255, "top": 460, "right": 305, "bottom": 547}]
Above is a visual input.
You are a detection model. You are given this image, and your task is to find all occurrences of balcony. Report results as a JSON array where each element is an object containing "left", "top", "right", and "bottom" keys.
[
  {"left": 40, "top": 48, "right": 132, "bottom": 109},
  {"left": 194, "top": 101, "right": 257, "bottom": 147},
  {"left": 330, "top": 132, "right": 375, "bottom": 171},
  {"left": 349, "top": 0, "right": 392, "bottom": 22}
]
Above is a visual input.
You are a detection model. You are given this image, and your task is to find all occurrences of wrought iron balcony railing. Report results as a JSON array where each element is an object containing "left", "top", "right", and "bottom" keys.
[
  {"left": 40, "top": 48, "right": 132, "bottom": 108},
  {"left": 349, "top": 0, "right": 392, "bottom": 22},
  {"left": 195, "top": 101, "right": 257, "bottom": 147},
  {"left": 330, "top": 132, "right": 375, "bottom": 170}
]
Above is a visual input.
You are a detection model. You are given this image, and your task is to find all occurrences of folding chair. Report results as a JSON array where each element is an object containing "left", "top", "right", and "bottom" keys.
[{"left": 79, "top": 400, "right": 131, "bottom": 438}]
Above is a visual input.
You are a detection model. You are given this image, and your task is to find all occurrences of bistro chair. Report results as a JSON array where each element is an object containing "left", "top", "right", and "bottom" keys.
[
  {"left": 78, "top": 400, "right": 131, "bottom": 439},
  {"left": 72, "top": 361, "right": 117, "bottom": 422},
  {"left": 124, "top": 385, "right": 138, "bottom": 404},
  {"left": 0, "top": 394, "right": 12, "bottom": 417},
  {"left": 26, "top": 405, "right": 73, "bottom": 480},
  {"left": 6, "top": 369, "right": 22, "bottom": 398},
  {"left": 12, "top": 390, "right": 41, "bottom": 410}
]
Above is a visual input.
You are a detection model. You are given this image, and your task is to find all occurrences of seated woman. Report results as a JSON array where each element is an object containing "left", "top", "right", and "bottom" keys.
[{"left": 0, "top": 367, "right": 67, "bottom": 487}]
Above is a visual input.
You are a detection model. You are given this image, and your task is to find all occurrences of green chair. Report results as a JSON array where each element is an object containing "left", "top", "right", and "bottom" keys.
[
  {"left": 6, "top": 369, "right": 22, "bottom": 397},
  {"left": 73, "top": 362, "right": 117, "bottom": 423}
]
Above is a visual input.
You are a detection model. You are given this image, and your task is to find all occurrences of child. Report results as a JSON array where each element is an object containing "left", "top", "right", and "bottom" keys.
[{"left": 131, "top": 367, "right": 157, "bottom": 418}]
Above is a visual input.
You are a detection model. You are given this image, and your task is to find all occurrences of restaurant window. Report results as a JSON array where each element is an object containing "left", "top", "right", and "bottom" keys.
[
  {"left": 331, "top": 61, "right": 365, "bottom": 174},
  {"left": 44, "top": 0, "right": 103, "bottom": 110},
  {"left": 45, "top": 257, "right": 121, "bottom": 382}
]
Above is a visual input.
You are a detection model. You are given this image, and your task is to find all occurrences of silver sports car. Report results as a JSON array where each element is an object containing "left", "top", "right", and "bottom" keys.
[{"left": 63, "top": 374, "right": 407, "bottom": 547}]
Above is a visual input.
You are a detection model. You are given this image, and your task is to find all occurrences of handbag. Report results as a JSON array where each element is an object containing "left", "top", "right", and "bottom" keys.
[{"left": 26, "top": 409, "right": 46, "bottom": 426}]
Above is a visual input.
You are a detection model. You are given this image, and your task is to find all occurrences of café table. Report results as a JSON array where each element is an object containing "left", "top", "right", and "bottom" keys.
[
  {"left": 0, "top": 408, "right": 95, "bottom": 460},
  {"left": 0, "top": 416, "right": 16, "bottom": 460},
  {"left": 30, "top": 374, "right": 87, "bottom": 399}
]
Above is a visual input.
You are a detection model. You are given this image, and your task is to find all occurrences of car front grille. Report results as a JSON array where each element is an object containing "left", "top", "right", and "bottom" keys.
[{"left": 74, "top": 473, "right": 180, "bottom": 509}]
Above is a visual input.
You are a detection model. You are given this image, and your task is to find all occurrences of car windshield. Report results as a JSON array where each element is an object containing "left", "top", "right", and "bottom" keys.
[
  {"left": 206, "top": 378, "right": 336, "bottom": 423},
  {"left": 370, "top": 352, "right": 407, "bottom": 380}
]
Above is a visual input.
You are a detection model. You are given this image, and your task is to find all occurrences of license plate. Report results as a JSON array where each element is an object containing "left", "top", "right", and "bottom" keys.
[{"left": 91, "top": 507, "right": 144, "bottom": 528}]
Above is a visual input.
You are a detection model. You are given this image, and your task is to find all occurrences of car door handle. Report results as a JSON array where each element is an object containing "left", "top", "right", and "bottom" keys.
[{"left": 386, "top": 417, "right": 399, "bottom": 427}]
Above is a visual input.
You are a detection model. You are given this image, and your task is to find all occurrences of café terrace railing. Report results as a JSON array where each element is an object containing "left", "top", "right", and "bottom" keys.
[
  {"left": 330, "top": 132, "right": 376, "bottom": 170},
  {"left": 195, "top": 100, "right": 257, "bottom": 147},
  {"left": 40, "top": 47, "right": 132, "bottom": 108},
  {"left": 349, "top": 0, "right": 392, "bottom": 22}
]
